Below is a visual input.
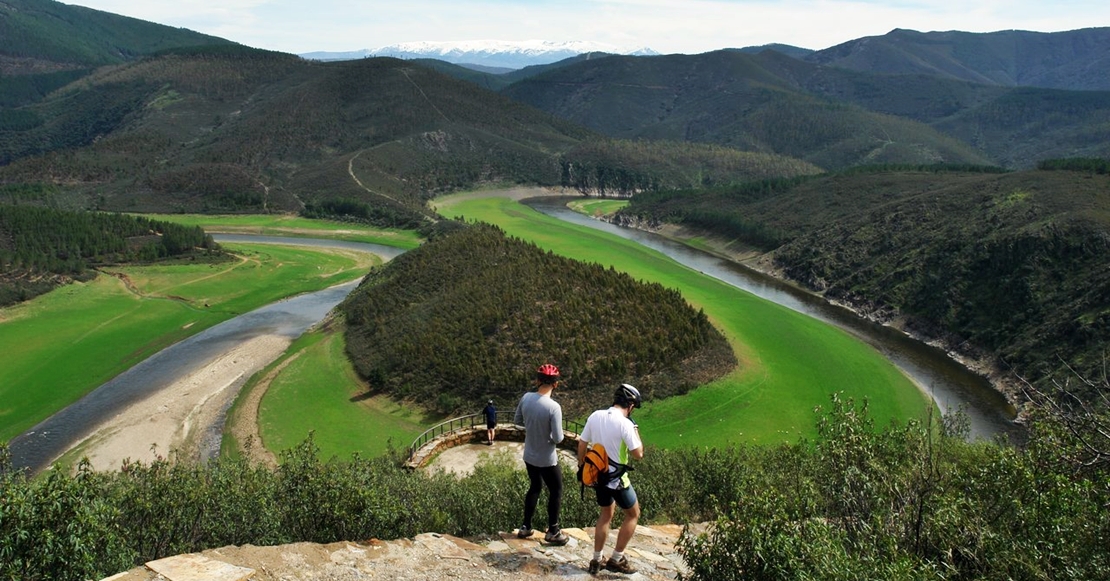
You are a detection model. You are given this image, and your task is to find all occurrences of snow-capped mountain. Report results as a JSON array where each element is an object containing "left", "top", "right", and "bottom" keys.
[{"left": 300, "top": 40, "right": 658, "bottom": 70}]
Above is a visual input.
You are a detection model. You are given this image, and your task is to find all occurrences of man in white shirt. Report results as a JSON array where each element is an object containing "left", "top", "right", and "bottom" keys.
[{"left": 577, "top": 383, "right": 644, "bottom": 575}]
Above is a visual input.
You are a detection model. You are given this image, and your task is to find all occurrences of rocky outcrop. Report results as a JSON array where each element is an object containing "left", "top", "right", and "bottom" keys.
[{"left": 100, "top": 522, "right": 705, "bottom": 581}]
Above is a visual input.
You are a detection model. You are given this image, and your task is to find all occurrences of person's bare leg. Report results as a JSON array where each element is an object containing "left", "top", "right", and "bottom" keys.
[
  {"left": 594, "top": 504, "right": 615, "bottom": 554},
  {"left": 613, "top": 502, "right": 640, "bottom": 552}
]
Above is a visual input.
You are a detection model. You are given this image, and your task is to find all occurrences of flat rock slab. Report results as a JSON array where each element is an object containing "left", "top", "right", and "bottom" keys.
[
  {"left": 103, "top": 523, "right": 695, "bottom": 580},
  {"left": 146, "top": 554, "right": 254, "bottom": 581}
]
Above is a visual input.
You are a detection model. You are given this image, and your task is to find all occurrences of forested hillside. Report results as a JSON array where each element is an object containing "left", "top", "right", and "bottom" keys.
[
  {"left": 618, "top": 163, "right": 1110, "bottom": 394},
  {"left": 807, "top": 27, "right": 1110, "bottom": 91},
  {"left": 500, "top": 49, "right": 1110, "bottom": 170},
  {"left": 0, "top": 44, "right": 822, "bottom": 224},
  {"left": 559, "top": 139, "right": 823, "bottom": 193},
  {"left": 0, "top": 203, "right": 220, "bottom": 305},
  {"left": 0, "top": 0, "right": 235, "bottom": 107},
  {"left": 501, "top": 50, "right": 996, "bottom": 170},
  {"left": 341, "top": 223, "right": 736, "bottom": 416}
]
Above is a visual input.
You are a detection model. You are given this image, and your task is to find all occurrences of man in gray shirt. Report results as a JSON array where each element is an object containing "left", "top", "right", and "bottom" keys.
[{"left": 513, "top": 363, "right": 568, "bottom": 545}]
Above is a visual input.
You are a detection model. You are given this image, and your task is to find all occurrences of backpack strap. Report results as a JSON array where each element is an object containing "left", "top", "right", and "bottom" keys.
[{"left": 607, "top": 457, "right": 634, "bottom": 486}]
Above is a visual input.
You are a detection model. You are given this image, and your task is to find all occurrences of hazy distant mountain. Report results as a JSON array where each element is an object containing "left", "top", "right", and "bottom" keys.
[
  {"left": 807, "top": 27, "right": 1110, "bottom": 91},
  {"left": 301, "top": 40, "right": 659, "bottom": 69},
  {"left": 730, "top": 43, "right": 814, "bottom": 59}
]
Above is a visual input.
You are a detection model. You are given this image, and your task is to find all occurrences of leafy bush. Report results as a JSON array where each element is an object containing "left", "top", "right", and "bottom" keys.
[
  {"left": 2, "top": 392, "right": 1107, "bottom": 580},
  {"left": 676, "top": 394, "right": 1110, "bottom": 581}
]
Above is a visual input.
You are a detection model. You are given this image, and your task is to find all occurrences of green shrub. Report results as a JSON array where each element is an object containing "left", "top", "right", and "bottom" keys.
[
  {"left": 2, "top": 392, "right": 1107, "bottom": 580},
  {"left": 676, "top": 394, "right": 1110, "bottom": 581}
]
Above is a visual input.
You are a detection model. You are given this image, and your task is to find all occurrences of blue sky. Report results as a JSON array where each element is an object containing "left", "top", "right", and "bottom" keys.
[{"left": 65, "top": 0, "right": 1109, "bottom": 55}]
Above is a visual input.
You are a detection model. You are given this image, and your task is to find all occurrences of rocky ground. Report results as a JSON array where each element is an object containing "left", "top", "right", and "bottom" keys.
[
  {"left": 100, "top": 521, "right": 703, "bottom": 581},
  {"left": 98, "top": 439, "right": 701, "bottom": 581}
]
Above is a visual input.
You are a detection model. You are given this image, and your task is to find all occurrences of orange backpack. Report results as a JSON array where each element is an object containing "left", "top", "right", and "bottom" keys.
[{"left": 577, "top": 443, "right": 632, "bottom": 497}]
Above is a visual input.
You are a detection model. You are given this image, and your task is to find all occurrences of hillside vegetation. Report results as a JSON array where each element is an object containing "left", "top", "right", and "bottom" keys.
[
  {"left": 0, "top": 45, "right": 823, "bottom": 224},
  {"left": 0, "top": 204, "right": 219, "bottom": 305},
  {"left": 501, "top": 50, "right": 997, "bottom": 170},
  {"left": 3, "top": 391, "right": 1108, "bottom": 581},
  {"left": 807, "top": 27, "right": 1110, "bottom": 90},
  {"left": 0, "top": 0, "right": 235, "bottom": 106},
  {"left": 620, "top": 164, "right": 1110, "bottom": 393},
  {"left": 499, "top": 49, "right": 1110, "bottom": 170},
  {"left": 341, "top": 223, "right": 736, "bottom": 417},
  {"left": 559, "top": 138, "right": 823, "bottom": 194},
  {"left": 0, "top": 0, "right": 234, "bottom": 69}
]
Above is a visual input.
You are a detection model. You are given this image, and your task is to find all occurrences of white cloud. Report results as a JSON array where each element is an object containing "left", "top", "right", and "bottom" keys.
[{"left": 63, "top": 0, "right": 1110, "bottom": 55}]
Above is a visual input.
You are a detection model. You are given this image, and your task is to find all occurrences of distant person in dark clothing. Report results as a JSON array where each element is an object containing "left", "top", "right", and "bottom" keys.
[
  {"left": 513, "top": 363, "right": 569, "bottom": 545},
  {"left": 483, "top": 399, "right": 497, "bottom": 445}
]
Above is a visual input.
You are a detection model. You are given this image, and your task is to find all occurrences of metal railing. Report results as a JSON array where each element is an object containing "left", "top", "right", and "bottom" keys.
[{"left": 407, "top": 412, "right": 584, "bottom": 460}]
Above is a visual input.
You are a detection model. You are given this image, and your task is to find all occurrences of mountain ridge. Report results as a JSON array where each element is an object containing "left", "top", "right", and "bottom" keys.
[
  {"left": 301, "top": 40, "right": 660, "bottom": 69},
  {"left": 498, "top": 48, "right": 1110, "bottom": 169},
  {"left": 806, "top": 27, "right": 1110, "bottom": 90}
]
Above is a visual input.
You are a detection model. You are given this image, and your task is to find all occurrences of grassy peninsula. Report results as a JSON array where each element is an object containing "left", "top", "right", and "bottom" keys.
[{"left": 435, "top": 194, "right": 932, "bottom": 446}]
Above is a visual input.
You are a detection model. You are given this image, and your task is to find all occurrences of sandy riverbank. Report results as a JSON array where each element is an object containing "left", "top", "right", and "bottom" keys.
[{"left": 59, "top": 334, "right": 293, "bottom": 471}]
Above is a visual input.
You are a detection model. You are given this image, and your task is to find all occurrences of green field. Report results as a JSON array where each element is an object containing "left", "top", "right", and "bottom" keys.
[
  {"left": 435, "top": 194, "right": 932, "bottom": 446},
  {"left": 143, "top": 213, "right": 423, "bottom": 249},
  {"left": 567, "top": 199, "right": 628, "bottom": 217},
  {"left": 0, "top": 243, "right": 378, "bottom": 441},
  {"left": 3, "top": 199, "right": 932, "bottom": 453},
  {"left": 232, "top": 324, "right": 437, "bottom": 461}
]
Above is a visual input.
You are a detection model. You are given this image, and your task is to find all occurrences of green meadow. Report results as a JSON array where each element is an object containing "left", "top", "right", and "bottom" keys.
[
  {"left": 143, "top": 213, "right": 423, "bottom": 249},
  {"left": 4, "top": 199, "right": 931, "bottom": 454},
  {"left": 229, "top": 324, "right": 437, "bottom": 461},
  {"left": 435, "top": 194, "right": 932, "bottom": 447},
  {"left": 566, "top": 199, "right": 628, "bottom": 217},
  {"left": 0, "top": 243, "right": 377, "bottom": 441}
]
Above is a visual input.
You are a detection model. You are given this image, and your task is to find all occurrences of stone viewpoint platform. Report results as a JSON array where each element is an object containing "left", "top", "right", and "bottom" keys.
[
  {"left": 100, "top": 521, "right": 704, "bottom": 581},
  {"left": 100, "top": 424, "right": 699, "bottom": 581}
]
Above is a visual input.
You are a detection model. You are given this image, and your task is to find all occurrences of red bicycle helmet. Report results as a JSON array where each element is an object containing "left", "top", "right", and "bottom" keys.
[{"left": 536, "top": 363, "right": 560, "bottom": 384}]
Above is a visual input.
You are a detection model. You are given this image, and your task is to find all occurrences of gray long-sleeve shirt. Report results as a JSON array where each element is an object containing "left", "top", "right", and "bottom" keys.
[{"left": 513, "top": 391, "right": 564, "bottom": 467}]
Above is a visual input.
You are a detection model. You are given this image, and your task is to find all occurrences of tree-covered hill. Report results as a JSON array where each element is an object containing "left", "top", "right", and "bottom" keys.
[
  {"left": 415, "top": 52, "right": 622, "bottom": 92},
  {"left": 0, "top": 0, "right": 236, "bottom": 107},
  {"left": 806, "top": 27, "right": 1110, "bottom": 91},
  {"left": 0, "top": 203, "right": 220, "bottom": 305},
  {"left": 618, "top": 164, "right": 1110, "bottom": 394},
  {"left": 747, "top": 49, "right": 1110, "bottom": 169},
  {"left": 499, "top": 49, "right": 1110, "bottom": 170},
  {"left": 0, "top": 0, "right": 235, "bottom": 69},
  {"left": 341, "top": 223, "right": 736, "bottom": 417},
  {"left": 0, "top": 48, "right": 584, "bottom": 222},
  {"left": 0, "top": 46, "right": 824, "bottom": 225},
  {"left": 500, "top": 50, "right": 997, "bottom": 170},
  {"left": 559, "top": 139, "right": 824, "bottom": 194}
]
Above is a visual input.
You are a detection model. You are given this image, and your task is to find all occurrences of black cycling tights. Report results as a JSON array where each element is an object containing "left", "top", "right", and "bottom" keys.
[{"left": 523, "top": 462, "right": 563, "bottom": 530}]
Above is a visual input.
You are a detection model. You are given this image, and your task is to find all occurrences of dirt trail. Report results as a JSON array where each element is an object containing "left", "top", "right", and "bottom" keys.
[{"left": 225, "top": 350, "right": 303, "bottom": 468}]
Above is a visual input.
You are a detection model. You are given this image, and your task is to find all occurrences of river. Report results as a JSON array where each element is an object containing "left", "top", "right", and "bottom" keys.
[
  {"left": 9, "top": 210, "right": 1016, "bottom": 472},
  {"left": 7, "top": 236, "right": 403, "bottom": 473},
  {"left": 525, "top": 196, "right": 1018, "bottom": 440}
]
